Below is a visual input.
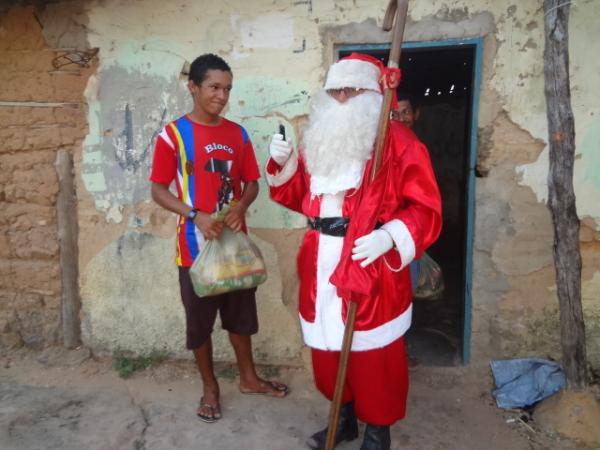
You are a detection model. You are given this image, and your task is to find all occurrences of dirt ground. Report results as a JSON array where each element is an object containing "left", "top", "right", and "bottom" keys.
[{"left": 0, "top": 347, "right": 597, "bottom": 450}]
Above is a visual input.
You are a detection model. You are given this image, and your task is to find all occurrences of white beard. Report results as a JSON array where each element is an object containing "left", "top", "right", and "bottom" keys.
[{"left": 302, "top": 89, "right": 382, "bottom": 194}]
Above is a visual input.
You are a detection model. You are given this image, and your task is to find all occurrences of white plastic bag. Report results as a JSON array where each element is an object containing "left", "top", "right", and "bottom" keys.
[
  {"left": 190, "top": 227, "right": 267, "bottom": 298},
  {"left": 413, "top": 252, "right": 445, "bottom": 300}
]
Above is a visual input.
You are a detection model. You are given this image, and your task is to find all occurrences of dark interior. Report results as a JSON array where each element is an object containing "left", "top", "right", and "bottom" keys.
[{"left": 340, "top": 46, "right": 476, "bottom": 365}]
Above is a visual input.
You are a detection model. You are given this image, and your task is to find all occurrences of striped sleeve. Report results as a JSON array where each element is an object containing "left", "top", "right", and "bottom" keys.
[
  {"left": 239, "top": 125, "right": 261, "bottom": 182},
  {"left": 149, "top": 125, "right": 177, "bottom": 185}
]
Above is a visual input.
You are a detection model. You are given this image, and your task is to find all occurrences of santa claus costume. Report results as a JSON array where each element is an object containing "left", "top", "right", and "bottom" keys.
[{"left": 267, "top": 53, "right": 442, "bottom": 449}]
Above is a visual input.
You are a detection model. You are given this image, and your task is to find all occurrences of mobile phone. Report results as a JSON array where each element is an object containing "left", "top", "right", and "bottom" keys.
[{"left": 279, "top": 124, "right": 286, "bottom": 141}]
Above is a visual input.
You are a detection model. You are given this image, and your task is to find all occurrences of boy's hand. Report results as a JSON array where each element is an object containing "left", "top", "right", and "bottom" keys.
[
  {"left": 193, "top": 212, "right": 224, "bottom": 240},
  {"left": 224, "top": 202, "right": 247, "bottom": 232}
]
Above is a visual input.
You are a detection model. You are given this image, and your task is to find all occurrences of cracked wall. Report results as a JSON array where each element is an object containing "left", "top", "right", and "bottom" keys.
[
  {"left": 2, "top": 0, "right": 599, "bottom": 370},
  {"left": 0, "top": 6, "right": 95, "bottom": 350}
]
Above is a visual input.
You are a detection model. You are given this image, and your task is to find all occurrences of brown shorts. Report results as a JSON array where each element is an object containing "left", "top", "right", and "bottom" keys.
[{"left": 178, "top": 267, "right": 259, "bottom": 350}]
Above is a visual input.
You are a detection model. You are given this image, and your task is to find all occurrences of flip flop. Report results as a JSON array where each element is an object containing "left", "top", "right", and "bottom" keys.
[
  {"left": 197, "top": 397, "right": 221, "bottom": 423},
  {"left": 239, "top": 380, "right": 289, "bottom": 397}
]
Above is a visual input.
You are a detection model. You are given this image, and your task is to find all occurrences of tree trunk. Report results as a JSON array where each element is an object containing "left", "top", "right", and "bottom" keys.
[{"left": 543, "top": 0, "right": 587, "bottom": 389}]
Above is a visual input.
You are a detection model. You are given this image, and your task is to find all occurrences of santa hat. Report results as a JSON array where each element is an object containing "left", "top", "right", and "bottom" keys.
[{"left": 323, "top": 53, "right": 384, "bottom": 92}]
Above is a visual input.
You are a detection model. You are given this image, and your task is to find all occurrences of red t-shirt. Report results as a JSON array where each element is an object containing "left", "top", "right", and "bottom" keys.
[{"left": 150, "top": 115, "right": 260, "bottom": 266}]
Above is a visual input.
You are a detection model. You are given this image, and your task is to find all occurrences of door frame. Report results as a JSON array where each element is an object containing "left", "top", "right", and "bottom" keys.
[{"left": 337, "top": 37, "right": 483, "bottom": 364}]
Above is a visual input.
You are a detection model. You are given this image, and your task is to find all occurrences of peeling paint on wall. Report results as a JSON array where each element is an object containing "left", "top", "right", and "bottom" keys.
[
  {"left": 30, "top": 0, "right": 600, "bottom": 366},
  {"left": 233, "top": 13, "right": 295, "bottom": 49},
  {"left": 82, "top": 65, "right": 188, "bottom": 218},
  {"left": 582, "top": 271, "right": 600, "bottom": 368},
  {"left": 512, "top": 2, "right": 600, "bottom": 227},
  {"left": 227, "top": 76, "right": 311, "bottom": 228},
  {"left": 106, "top": 40, "right": 186, "bottom": 81}
]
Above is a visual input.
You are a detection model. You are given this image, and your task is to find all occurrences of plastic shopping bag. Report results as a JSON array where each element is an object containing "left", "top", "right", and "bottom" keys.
[
  {"left": 190, "top": 227, "right": 267, "bottom": 297},
  {"left": 413, "top": 252, "right": 445, "bottom": 300}
]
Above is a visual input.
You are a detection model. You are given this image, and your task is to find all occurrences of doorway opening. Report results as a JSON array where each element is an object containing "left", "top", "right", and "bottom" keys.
[{"left": 339, "top": 40, "right": 481, "bottom": 365}]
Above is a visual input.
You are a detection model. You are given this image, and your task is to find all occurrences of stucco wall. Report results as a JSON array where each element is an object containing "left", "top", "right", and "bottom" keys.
[{"left": 1, "top": 0, "right": 599, "bottom": 369}]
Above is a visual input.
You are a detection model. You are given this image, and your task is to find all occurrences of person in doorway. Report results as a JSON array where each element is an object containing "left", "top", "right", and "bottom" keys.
[
  {"left": 150, "top": 53, "right": 288, "bottom": 424},
  {"left": 266, "top": 53, "right": 442, "bottom": 450},
  {"left": 390, "top": 92, "right": 420, "bottom": 129}
]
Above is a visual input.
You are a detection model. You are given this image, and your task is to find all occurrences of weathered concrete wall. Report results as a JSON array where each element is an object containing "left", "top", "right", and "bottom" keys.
[
  {"left": 464, "top": 1, "right": 600, "bottom": 367},
  {"left": 2, "top": 0, "right": 599, "bottom": 369},
  {"left": 0, "top": 6, "right": 94, "bottom": 349}
]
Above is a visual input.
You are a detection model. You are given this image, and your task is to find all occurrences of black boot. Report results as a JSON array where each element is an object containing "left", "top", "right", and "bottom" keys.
[
  {"left": 359, "top": 424, "right": 391, "bottom": 450},
  {"left": 306, "top": 402, "right": 359, "bottom": 449}
]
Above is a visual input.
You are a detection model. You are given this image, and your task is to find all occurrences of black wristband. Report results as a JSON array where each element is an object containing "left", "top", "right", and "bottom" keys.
[{"left": 186, "top": 208, "right": 199, "bottom": 221}]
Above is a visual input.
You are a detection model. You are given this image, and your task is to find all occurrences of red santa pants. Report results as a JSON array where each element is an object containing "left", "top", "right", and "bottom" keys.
[{"left": 311, "top": 336, "right": 409, "bottom": 426}]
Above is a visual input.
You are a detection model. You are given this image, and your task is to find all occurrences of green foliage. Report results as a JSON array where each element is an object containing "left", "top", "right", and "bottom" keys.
[
  {"left": 213, "top": 364, "right": 282, "bottom": 381},
  {"left": 113, "top": 350, "right": 167, "bottom": 379}
]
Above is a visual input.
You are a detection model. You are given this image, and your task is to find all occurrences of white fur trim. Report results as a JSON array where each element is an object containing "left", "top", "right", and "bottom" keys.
[
  {"left": 299, "top": 197, "right": 413, "bottom": 351},
  {"left": 313, "top": 197, "right": 346, "bottom": 350},
  {"left": 381, "top": 219, "right": 416, "bottom": 271},
  {"left": 159, "top": 127, "right": 175, "bottom": 150},
  {"left": 320, "top": 192, "right": 345, "bottom": 217},
  {"left": 265, "top": 153, "right": 298, "bottom": 187},
  {"left": 300, "top": 304, "right": 413, "bottom": 351},
  {"left": 314, "top": 233, "right": 347, "bottom": 350},
  {"left": 324, "top": 59, "right": 381, "bottom": 92},
  {"left": 310, "top": 159, "right": 366, "bottom": 195}
]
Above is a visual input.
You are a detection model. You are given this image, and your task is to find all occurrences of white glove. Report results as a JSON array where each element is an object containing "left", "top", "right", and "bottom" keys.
[
  {"left": 351, "top": 229, "right": 394, "bottom": 268},
  {"left": 269, "top": 134, "right": 293, "bottom": 166}
]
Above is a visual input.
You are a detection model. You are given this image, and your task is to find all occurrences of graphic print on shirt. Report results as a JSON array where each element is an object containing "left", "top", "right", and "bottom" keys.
[{"left": 204, "top": 158, "right": 234, "bottom": 212}]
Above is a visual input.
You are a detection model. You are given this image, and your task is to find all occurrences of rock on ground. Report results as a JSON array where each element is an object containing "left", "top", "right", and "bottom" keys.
[{"left": 534, "top": 389, "right": 600, "bottom": 448}]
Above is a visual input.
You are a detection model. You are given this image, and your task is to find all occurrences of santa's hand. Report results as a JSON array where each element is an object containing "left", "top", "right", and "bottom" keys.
[
  {"left": 269, "top": 134, "right": 293, "bottom": 166},
  {"left": 351, "top": 229, "right": 394, "bottom": 268}
]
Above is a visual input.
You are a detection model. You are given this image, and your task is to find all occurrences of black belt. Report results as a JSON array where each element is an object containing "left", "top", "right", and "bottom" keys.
[
  {"left": 308, "top": 217, "right": 383, "bottom": 237},
  {"left": 308, "top": 217, "right": 350, "bottom": 237}
]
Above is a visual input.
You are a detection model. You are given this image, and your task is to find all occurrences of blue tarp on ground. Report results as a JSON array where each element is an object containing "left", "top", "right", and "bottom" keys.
[{"left": 490, "top": 358, "right": 566, "bottom": 409}]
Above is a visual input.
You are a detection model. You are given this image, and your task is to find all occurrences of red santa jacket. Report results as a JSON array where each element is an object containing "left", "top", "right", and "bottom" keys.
[{"left": 267, "top": 121, "right": 442, "bottom": 351}]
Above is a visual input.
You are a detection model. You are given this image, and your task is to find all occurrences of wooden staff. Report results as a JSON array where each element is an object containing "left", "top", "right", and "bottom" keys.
[{"left": 324, "top": 1, "right": 409, "bottom": 449}]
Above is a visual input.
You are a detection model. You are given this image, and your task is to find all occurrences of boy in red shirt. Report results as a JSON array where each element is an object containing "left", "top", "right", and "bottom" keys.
[{"left": 150, "top": 53, "right": 288, "bottom": 423}]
